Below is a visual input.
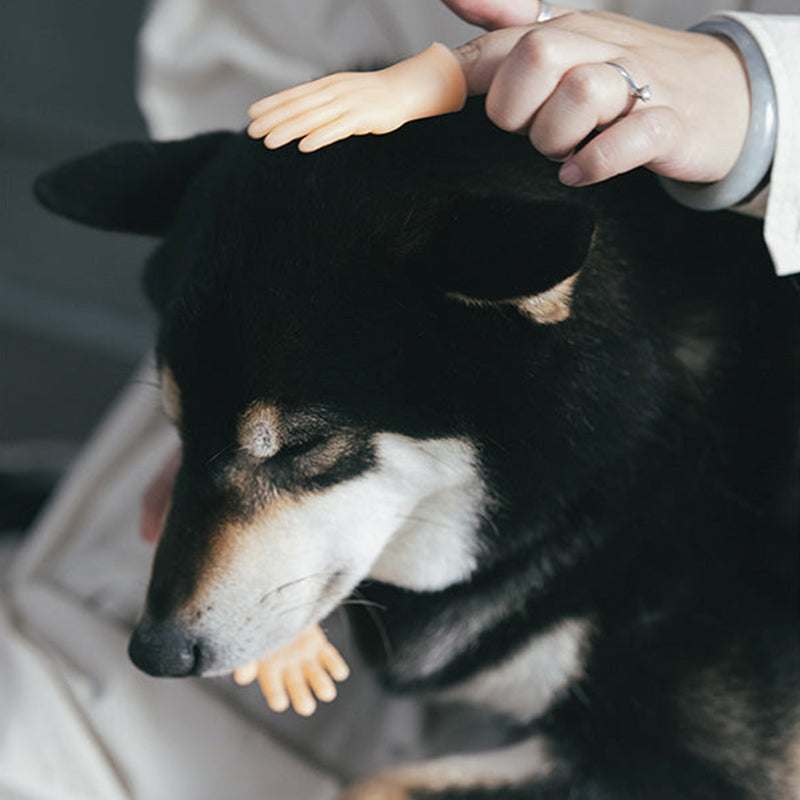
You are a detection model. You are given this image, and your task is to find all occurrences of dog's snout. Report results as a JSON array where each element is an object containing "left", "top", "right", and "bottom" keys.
[{"left": 128, "top": 615, "right": 203, "bottom": 677}]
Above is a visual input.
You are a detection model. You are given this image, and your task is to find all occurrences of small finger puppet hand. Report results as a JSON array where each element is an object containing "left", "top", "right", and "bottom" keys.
[
  {"left": 247, "top": 43, "right": 467, "bottom": 152},
  {"left": 233, "top": 625, "right": 350, "bottom": 717}
]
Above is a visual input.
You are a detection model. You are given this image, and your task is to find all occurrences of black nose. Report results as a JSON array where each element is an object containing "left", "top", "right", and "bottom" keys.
[{"left": 128, "top": 615, "right": 201, "bottom": 677}]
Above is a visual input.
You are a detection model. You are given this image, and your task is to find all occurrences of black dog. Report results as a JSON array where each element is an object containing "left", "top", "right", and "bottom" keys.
[{"left": 36, "top": 99, "right": 799, "bottom": 799}]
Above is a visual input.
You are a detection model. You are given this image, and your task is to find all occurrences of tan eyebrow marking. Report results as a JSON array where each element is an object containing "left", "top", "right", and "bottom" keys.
[
  {"left": 510, "top": 272, "right": 579, "bottom": 324},
  {"left": 446, "top": 271, "right": 580, "bottom": 325},
  {"left": 160, "top": 367, "right": 182, "bottom": 424},
  {"left": 238, "top": 401, "right": 282, "bottom": 458}
]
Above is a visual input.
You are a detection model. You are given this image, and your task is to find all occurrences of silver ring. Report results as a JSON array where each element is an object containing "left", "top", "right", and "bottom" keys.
[
  {"left": 537, "top": 1, "right": 552, "bottom": 22},
  {"left": 605, "top": 61, "right": 651, "bottom": 103}
]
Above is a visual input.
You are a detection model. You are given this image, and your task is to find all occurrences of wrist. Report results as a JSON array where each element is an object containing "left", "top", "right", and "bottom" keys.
[
  {"left": 386, "top": 43, "right": 467, "bottom": 122},
  {"left": 660, "top": 16, "right": 777, "bottom": 211}
]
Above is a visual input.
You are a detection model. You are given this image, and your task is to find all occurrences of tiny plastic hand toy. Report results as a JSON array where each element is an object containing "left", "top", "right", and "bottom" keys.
[
  {"left": 233, "top": 624, "right": 350, "bottom": 717},
  {"left": 247, "top": 43, "right": 467, "bottom": 152}
]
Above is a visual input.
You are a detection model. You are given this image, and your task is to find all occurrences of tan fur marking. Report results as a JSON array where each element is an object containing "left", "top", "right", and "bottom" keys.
[
  {"left": 512, "top": 272, "right": 579, "bottom": 324},
  {"left": 193, "top": 494, "right": 300, "bottom": 603},
  {"left": 160, "top": 367, "right": 182, "bottom": 425},
  {"left": 446, "top": 272, "right": 579, "bottom": 325},
  {"left": 238, "top": 401, "right": 282, "bottom": 459}
]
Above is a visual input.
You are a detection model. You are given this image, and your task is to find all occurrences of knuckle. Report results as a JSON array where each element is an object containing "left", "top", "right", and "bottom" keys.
[
  {"left": 454, "top": 36, "right": 482, "bottom": 68},
  {"left": 516, "top": 28, "right": 559, "bottom": 69},
  {"left": 561, "top": 66, "right": 603, "bottom": 105},
  {"left": 485, "top": 96, "right": 521, "bottom": 132}
]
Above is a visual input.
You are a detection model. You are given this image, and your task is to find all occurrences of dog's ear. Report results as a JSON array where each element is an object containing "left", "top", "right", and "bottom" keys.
[
  {"left": 434, "top": 197, "right": 595, "bottom": 324},
  {"left": 33, "top": 131, "right": 232, "bottom": 237}
]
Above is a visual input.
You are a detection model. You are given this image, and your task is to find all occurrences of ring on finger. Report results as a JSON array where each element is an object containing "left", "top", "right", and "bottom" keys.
[
  {"left": 604, "top": 62, "right": 651, "bottom": 103},
  {"left": 537, "top": 1, "right": 552, "bottom": 22}
]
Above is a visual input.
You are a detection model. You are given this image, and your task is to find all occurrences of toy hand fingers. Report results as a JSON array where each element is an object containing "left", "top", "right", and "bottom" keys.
[
  {"left": 257, "top": 663, "right": 291, "bottom": 713},
  {"left": 262, "top": 105, "right": 347, "bottom": 150},
  {"left": 319, "top": 642, "right": 350, "bottom": 681},
  {"left": 298, "top": 115, "right": 364, "bottom": 152},
  {"left": 284, "top": 666, "right": 317, "bottom": 716},
  {"left": 247, "top": 73, "right": 347, "bottom": 118},
  {"left": 233, "top": 660, "right": 259, "bottom": 686},
  {"left": 302, "top": 660, "right": 338, "bottom": 703},
  {"left": 248, "top": 90, "right": 338, "bottom": 138}
]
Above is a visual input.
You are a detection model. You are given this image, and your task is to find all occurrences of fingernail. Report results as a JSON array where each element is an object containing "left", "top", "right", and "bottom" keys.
[{"left": 559, "top": 163, "right": 583, "bottom": 186}]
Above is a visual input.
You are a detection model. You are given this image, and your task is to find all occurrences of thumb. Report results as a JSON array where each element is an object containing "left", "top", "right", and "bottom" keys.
[{"left": 441, "top": 0, "right": 551, "bottom": 30}]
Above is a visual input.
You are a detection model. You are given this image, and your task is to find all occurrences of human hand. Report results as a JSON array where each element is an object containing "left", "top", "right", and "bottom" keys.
[
  {"left": 140, "top": 445, "right": 181, "bottom": 543},
  {"left": 233, "top": 625, "right": 350, "bottom": 716},
  {"left": 446, "top": 0, "right": 751, "bottom": 187},
  {"left": 247, "top": 43, "right": 466, "bottom": 152}
]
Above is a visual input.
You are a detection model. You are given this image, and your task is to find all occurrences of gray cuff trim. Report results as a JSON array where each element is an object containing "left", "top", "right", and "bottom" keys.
[{"left": 659, "top": 16, "right": 777, "bottom": 212}]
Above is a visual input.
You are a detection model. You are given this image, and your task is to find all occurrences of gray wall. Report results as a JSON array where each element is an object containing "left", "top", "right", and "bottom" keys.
[{"left": 1, "top": 1, "right": 156, "bottom": 453}]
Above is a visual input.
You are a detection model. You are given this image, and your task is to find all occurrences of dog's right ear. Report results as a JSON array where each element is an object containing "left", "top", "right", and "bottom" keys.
[{"left": 34, "top": 131, "right": 232, "bottom": 237}]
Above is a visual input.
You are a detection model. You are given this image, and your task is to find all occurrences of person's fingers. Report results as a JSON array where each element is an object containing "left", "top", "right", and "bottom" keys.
[
  {"left": 140, "top": 446, "right": 181, "bottom": 543},
  {"left": 302, "top": 660, "right": 338, "bottom": 703},
  {"left": 559, "top": 105, "right": 681, "bottom": 186},
  {"left": 284, "top": 667, "right": 317, "bottom": 716},
  {"left": 262, "top": 103, "right": 347, "bottom": 150},
  {"left": 257, "top": 664, "right": 291, "bottom": 713},
  {"left": 440, "top": 0, "right": 570, "bottom": 31},
  {"left": 528, "top": 61, "right": 640, "bottom": 159},
  {"left": 454, "top": 26, "right": 538, "bottom": 96},
  {"left": 485, "top": 28, "right": 622, "bottom": 132},
  {"left": 248, "top": 91, "right": 338, "bottom": 137},
  {"left": 318, "top": 642, "right": 350, "bottom": 681},
  {"left": 233, "top": 660, "right": 259, "bottom": 686},
  {"left": 298, "top": 115, "right": 359, "bottom": 152}
]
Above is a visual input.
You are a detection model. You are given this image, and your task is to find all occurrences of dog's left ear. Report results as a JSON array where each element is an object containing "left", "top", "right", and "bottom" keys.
[
  {"left": 34, "top": 131, "right": 232, "bottom": 237},
  {"left": 434, "top": 196, "right": 595, "bottom": 324}
]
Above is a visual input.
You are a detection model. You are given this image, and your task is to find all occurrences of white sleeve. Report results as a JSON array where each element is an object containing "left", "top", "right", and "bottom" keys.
[{"left": 721, "top": 12, "right": 800, "bottom": 277}]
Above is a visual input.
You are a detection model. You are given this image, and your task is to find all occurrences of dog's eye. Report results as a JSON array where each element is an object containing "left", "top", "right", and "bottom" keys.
[{"left": 276, "top": 434, "right": 330, "bottom": 461}]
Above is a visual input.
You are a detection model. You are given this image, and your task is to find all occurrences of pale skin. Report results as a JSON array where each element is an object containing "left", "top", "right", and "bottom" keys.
[
  {"left": 247, "top": 0, "right": 751, "bottom": 189},
  {"left": 140, "top": 446, "right": 350, "bottom": 717}
]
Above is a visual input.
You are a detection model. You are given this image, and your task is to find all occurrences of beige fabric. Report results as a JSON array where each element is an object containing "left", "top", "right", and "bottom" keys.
[{"left": 3, "top": 365, "right": 342, "bottom": 800}]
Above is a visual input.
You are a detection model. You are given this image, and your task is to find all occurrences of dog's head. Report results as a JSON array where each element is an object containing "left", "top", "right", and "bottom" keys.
[{"left": 37, "top": 105, "right": 756, "bottom": 678}]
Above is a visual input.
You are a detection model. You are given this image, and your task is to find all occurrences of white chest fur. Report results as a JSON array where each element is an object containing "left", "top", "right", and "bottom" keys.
[{"left": 441, "top": 617, "right": 591, "bottom": 723}]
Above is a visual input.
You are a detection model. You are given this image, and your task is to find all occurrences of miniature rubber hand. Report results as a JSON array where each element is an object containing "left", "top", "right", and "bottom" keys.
[
  {"left": 233, "top": 625, "right": 350, "bottom": 717},
  {"left": 247, "top": 43, "right": 466, "bottom": 152}
]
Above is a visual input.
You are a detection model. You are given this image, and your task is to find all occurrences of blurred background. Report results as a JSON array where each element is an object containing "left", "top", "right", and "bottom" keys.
[{"left": 1, "top": 1, "right": 154, "bottom": 539}]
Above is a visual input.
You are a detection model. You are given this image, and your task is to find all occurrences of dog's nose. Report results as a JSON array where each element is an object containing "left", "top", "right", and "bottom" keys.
[{"left": 128, "top": 615, "right": 201, "bottom": 677}]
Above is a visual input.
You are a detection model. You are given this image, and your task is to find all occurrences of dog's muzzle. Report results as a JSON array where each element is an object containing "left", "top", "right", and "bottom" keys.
[{"left": 128, "top": 615, "right": 206, "bottom": 677}]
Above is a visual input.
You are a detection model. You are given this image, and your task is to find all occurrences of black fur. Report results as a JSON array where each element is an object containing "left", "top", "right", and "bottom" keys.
[{"left": 36, "top": 99, "right": 799, "bottom": 799}]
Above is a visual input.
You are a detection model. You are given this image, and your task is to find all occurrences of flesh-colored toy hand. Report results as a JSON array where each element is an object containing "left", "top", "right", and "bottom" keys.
[
  {"left": 247, "top": 43, "right": 466, "bottom": 152},
  {"left": 233, "top": 625, "right": 350, "bottom": 717}
]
